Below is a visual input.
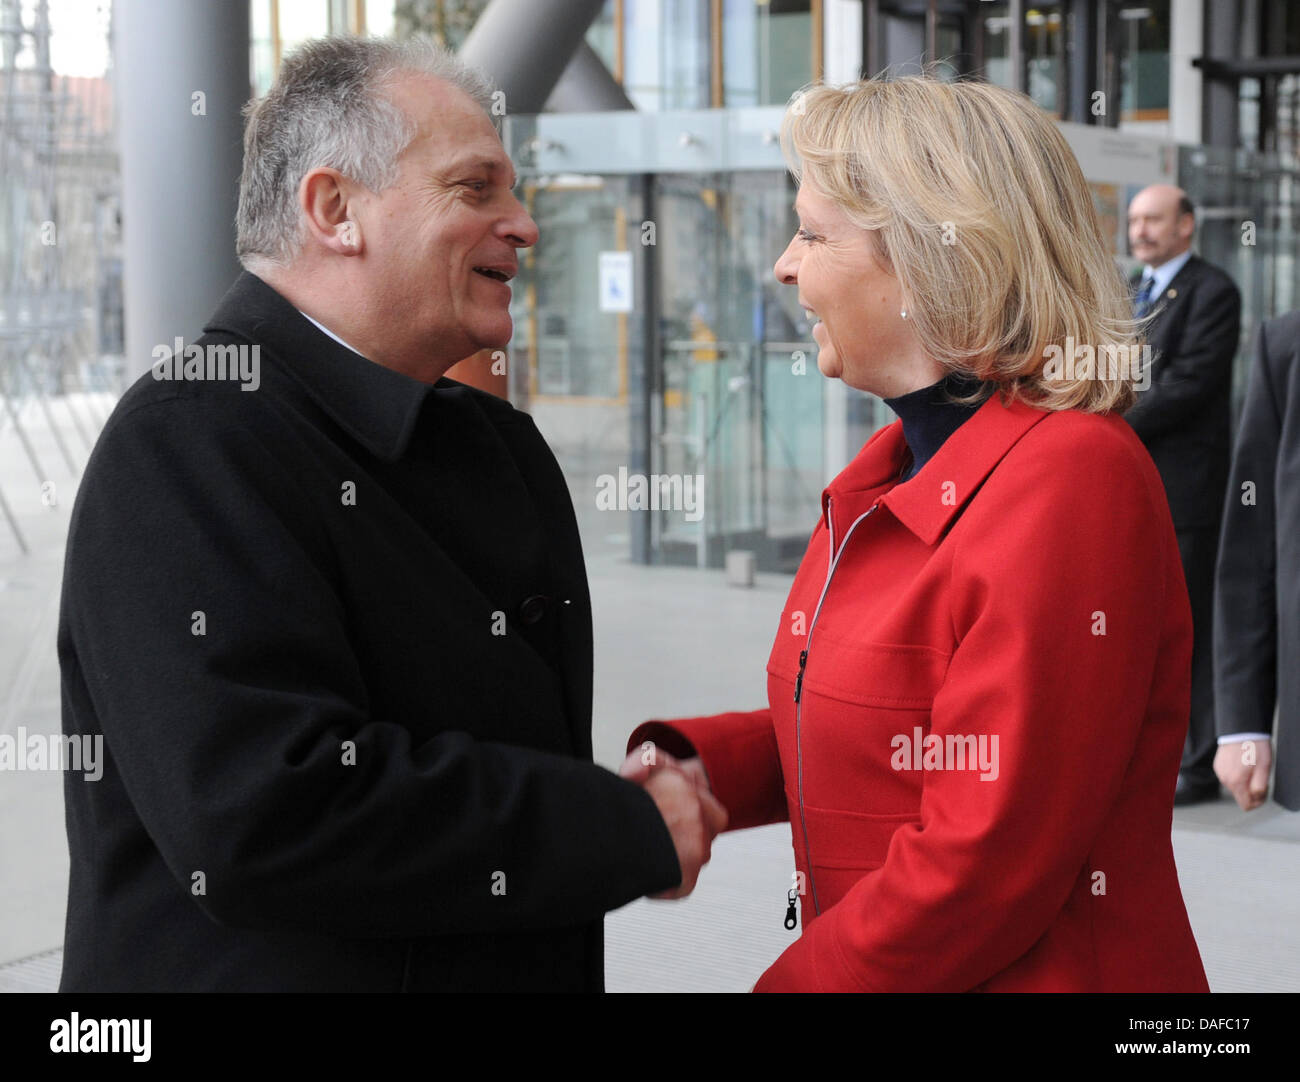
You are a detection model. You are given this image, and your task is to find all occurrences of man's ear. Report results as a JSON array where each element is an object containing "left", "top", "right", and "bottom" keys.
[
  {"left": 299, "top": 167, "right": 363, "bottom": 255},
  {"left": 1177, "top": 212, "right": 1196, "bottom": 243}
]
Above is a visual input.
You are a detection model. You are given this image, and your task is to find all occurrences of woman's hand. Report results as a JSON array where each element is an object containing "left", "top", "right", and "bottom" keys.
[{"left": 619, "top": 745, "right": 714, "bottom": 793}]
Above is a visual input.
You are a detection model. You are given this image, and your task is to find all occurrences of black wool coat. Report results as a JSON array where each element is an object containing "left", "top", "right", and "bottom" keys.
[
  {"left": 1125, "top": 254, "right": 1242, "bottom": 532},
  {"left": 57, "top": 271, "right": 680, "bottom": 991}
]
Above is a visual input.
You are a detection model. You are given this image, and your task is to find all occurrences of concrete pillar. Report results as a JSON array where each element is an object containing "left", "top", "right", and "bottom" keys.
[
  {"left": 1008, "top": 0, "right": 1025, "bottom": 93},
  {"left": 1066, "top": 0, "right": 1097, "bottom": 124},
  {"left": 114, "top": 0, "right": 249, "bottom": 380},
  {"left": 544, "top": 41, "right": 634, "bottom": 112},
  {"left": 883, "top": 12, "right": 925, "bottom": 75},
  {"left": 1169, "top": 0, "right": 1204, "bottom": 144},
  {"left": 1201, "top": 0, "right": 1239, "bottom": 149},
  {"left": 460, "top": 0, "right": 607, "bottom": 114},
  {"left": 823, "top": 0, "right": 863, "bottom": 84}
]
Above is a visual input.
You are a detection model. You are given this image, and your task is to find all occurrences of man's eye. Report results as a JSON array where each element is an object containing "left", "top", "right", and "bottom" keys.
[{"left": 462, "top": 180, "right": 488, "bottom": 192}]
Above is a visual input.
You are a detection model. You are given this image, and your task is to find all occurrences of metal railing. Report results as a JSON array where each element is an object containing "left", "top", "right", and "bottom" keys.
[{"left": 0, "top": 0, "right": 122, "bottom": 555}]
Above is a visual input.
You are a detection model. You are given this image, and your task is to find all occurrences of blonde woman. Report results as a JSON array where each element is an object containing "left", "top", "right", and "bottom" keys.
[{"left": 623, "top": 76, "right": 1208, "bottom": 992}]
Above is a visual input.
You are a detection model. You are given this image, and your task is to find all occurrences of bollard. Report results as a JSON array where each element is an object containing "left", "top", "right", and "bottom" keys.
[{"left": 725, "top": 550, "right": 756, "bottom": 588}]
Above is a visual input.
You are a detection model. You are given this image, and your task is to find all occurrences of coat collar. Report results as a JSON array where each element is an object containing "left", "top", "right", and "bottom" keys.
[
  {"left": 202, "top": 271, "right": 440, "bottom": 462},
  {"left": 823, "top": 390, "right": 1051, "bottom": 546},
  {"left": 1137, "top": 249, "right": 1193, "bottom": 298},
  {"left": 1134, "top": 253, "right": 1203, "bottom": 325}
]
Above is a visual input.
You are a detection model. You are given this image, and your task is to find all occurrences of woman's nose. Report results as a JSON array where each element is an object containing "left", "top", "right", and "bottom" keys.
[{"left": 773, "top": 242, "right": 797, "bottom": 285}]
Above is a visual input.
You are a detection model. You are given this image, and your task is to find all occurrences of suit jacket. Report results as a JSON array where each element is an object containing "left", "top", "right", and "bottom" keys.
[
  {"left": 57, "top": 271, "right": 680, "bottom": 991},
  {"left": 1125, "top": 254, "right": 1241, "bottom": 532},
  {"left": 1214, "top": 311, "right": 1300, "bottom": 810},
  {"left": 631, "top": 394, "right": 1207, "bottom": 991}
]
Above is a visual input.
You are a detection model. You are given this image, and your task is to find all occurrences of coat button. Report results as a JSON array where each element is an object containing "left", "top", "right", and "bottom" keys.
[{"left": 518, "top": 594, "right": 550, "bottom": 625}]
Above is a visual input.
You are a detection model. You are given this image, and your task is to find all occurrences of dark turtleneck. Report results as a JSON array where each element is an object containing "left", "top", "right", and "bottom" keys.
[{"left": 883, "top": 372, "right": 987, "bottom": 482}]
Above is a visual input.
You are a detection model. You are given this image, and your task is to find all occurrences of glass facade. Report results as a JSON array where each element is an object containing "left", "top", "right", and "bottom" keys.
[
  {"left": 506, "top": 104, "right": 1226, "bottom": 570},
  {"left": 1239, "top": 0, "right": 1300, "bottom": 155},
  {"left": 722, "top": 0, "right": 815, "bottom": 107},
  {"left": 977, "top": 2, "right": 1069, "bottom": 112},
  {"left": 586, "top": 0, "right": 821, "bottom": 112},
  {"left": 1024, "top": 3, "right": 1064, "bottom": 114},
  {"left": 976, "top": 0, "right": 1169, "bottom": 124},
  {"left": 622, "top": 0, "right": 712, "bottom": 110},
  {"left": 505, "top": 135, "right": 841, "bottom": 570},
  {"left": 652, "top": 170, "right": 827, "bottom": 568},
  {"left": 1118, "top": 1, "right": 1171, "bottom": 123},
  {"left": 524, "top": 176, "right": 628, "bottom": 401},
  {"left": 212, "top": 0, "right": 1300, "bottom": 569},
  {"left": 1179, "top": 141, "right": 1300, "bottom": 409},
  {"left": 250, "top": 1, "right": 399, "bottom": 93}
]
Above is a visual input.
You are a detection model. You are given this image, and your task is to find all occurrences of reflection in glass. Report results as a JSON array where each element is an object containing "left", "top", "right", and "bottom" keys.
[
  {"left": 723, "top": 0, "right": 813, "bottom": 108},
  {"left": 1119, "top": 1, "right": 1170, "bottom": 125},
  {"left": 623, "top": 0, "right": 711, "bottom": 111}
]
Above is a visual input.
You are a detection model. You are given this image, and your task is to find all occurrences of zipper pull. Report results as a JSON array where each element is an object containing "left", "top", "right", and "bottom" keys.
[
  {"left": 784, "top": 888, "right": 799, "bottom": 930},
  {"left": 793, "top": 649, "right": 808, "bottom": 702}
]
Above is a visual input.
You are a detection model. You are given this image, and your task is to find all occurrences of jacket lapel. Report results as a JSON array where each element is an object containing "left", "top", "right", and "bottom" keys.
[
  {"left": 824, "top": 392, "right": 1050, "bottom": 548},
  {"left": 1142, "top": 255, "right": 1201, "bottom": 346}
]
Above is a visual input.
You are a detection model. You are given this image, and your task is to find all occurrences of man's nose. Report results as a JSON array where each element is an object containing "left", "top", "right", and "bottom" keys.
[{"left": 503, "top": 194, "right": 539, "bottom": 248}]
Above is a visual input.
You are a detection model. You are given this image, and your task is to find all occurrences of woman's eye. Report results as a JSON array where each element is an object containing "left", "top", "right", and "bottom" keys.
[{"left": 798, "top": 228, "right": 819, "bottom": 243}]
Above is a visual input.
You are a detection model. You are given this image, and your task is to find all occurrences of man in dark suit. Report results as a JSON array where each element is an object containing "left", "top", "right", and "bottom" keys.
[
  {"left": 1213, "top": 311, "right": 1300, "bottom": 812},
  {"left": 1125, "top": 184, "right": 1241, "bottom": 806},
  {"left": 57, "top": 37, "right": 725, "bottom": 991}
]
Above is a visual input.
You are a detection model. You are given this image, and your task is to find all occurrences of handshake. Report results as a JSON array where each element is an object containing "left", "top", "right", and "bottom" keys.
[{"left": 619, "top": 743, "right": 729, "bottom": 899}]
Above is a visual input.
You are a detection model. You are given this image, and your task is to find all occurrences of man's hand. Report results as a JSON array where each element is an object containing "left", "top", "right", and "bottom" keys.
[
  {"left": 619, "top": 746, "right": 712, "bottom": 792},
  {"left": 1214, "top": 738, "right": 1272, "bottom": 811},
  {"left": 622, "top": 747, "right": 727, "bottom": 898},
  {"left": 641, "top": 768, "right": 728, "bottom": 898}
]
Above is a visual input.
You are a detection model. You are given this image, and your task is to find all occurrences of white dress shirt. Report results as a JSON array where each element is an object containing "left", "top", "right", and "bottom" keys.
[
  {"left": 1139, "top": 248, "right": 1193, "bottom": 305},
  {"left": 297, "top": 308, "right": 368, "bottom": 360}
]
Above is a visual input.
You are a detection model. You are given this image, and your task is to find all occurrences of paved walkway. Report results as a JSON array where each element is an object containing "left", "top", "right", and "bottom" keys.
[{"left": 1, "top": 394, "right": 1296, "bottom": 992}]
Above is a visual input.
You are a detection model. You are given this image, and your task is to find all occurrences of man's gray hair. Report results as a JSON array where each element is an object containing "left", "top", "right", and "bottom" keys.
[{"left": 237, "top": 36, "right": 495, "bottom": 268}]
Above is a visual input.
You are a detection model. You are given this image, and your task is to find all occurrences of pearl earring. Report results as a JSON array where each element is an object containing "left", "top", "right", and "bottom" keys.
[{"left": 900, "top": 308, "right": 908, "bottom": 319}]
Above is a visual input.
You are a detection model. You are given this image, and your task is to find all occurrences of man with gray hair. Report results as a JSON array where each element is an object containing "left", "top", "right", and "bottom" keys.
[{"left": 57, "top": 37, "right": 724, "bottom": 992}]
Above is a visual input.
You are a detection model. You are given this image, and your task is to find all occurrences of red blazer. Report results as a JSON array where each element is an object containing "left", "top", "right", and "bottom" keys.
[{"left": 631, "top": 393, "right": 1209, "bottom": 992}]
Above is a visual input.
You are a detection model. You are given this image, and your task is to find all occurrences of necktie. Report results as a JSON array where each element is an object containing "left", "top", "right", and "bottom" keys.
[{"left": 1134, "top": 275, "right": 1155, "bottom": 319}]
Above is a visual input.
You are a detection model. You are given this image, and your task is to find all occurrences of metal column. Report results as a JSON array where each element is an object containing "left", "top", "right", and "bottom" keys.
[
  {"left": 114, "top": 0, "right": 248, "bottom": 381},
  {"left": 460, "top": 0, "right": 609, "bottom": 114}
]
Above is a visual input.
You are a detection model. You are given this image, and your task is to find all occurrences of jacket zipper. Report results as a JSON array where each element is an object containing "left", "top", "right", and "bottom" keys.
[{"left": 791, "top": 496, "right": 879, "bottom": 923}]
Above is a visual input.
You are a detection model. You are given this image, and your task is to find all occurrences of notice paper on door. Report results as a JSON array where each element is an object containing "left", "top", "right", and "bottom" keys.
[{"left": 598, "top": 250, "right": 634, "bottom": 313}]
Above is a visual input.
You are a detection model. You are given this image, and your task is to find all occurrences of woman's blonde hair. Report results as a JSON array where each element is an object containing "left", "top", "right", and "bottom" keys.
[{"left": 782, "top": 74, "right": 1140, "bottom": 413}]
